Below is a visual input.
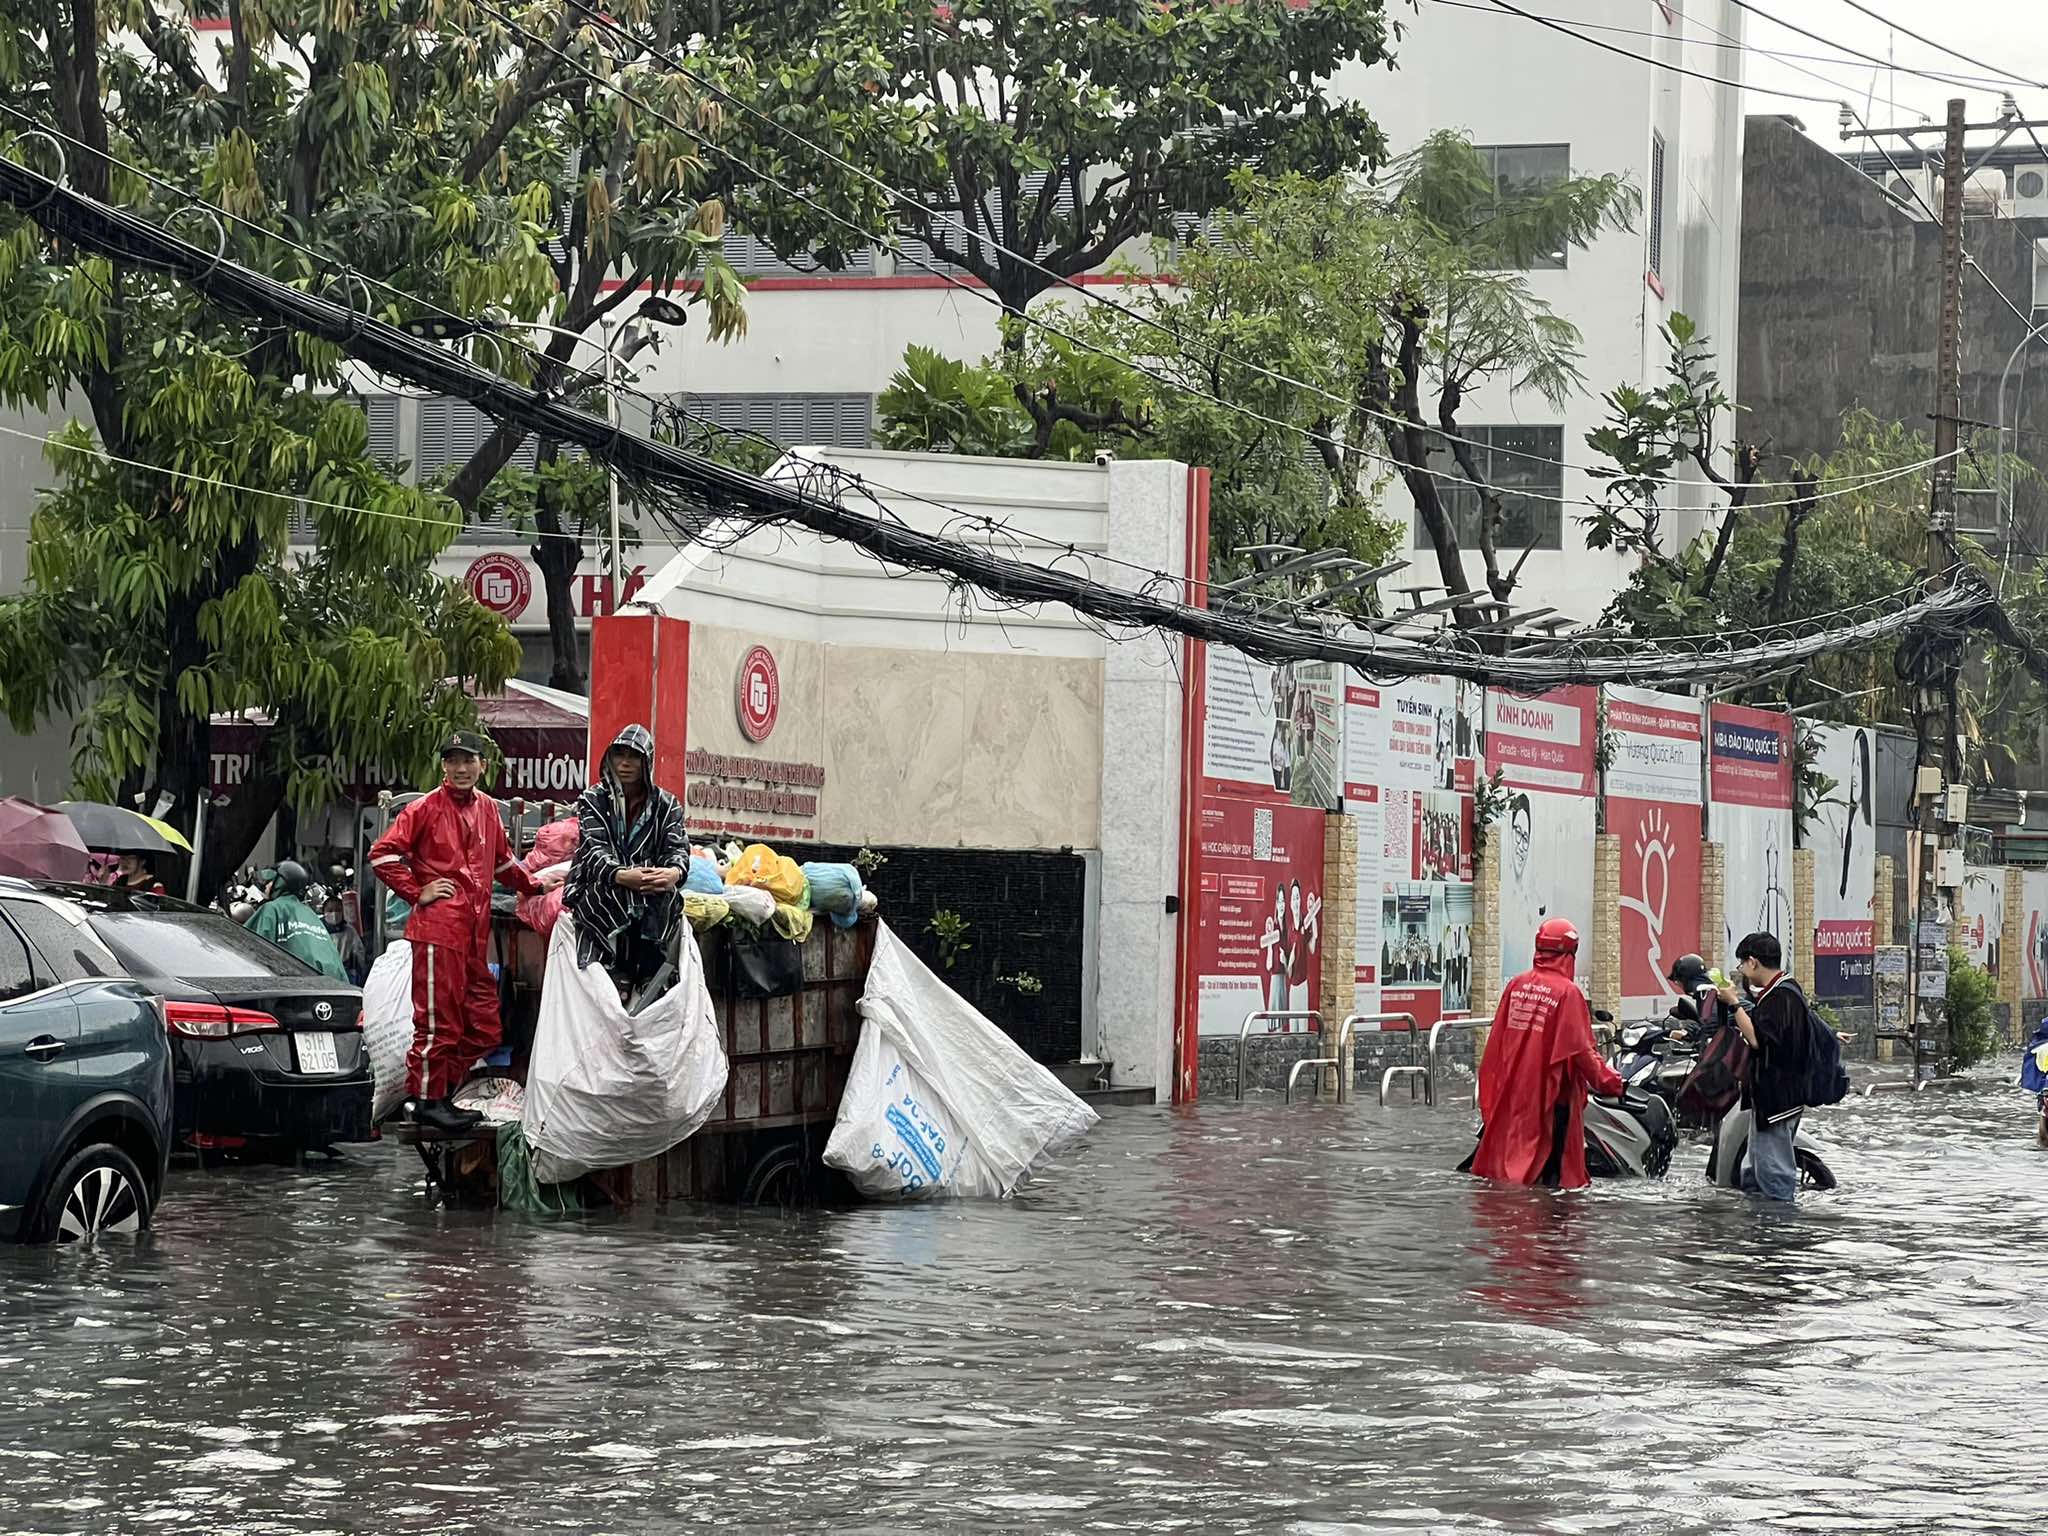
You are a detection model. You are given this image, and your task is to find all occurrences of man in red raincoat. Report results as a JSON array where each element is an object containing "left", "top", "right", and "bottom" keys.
[
  {"left": 1472, "top": 917, "right": 1624, "bottom": 1189},
  {"left": 370, "top": 731, "right": 550, "bottom": 1134}
]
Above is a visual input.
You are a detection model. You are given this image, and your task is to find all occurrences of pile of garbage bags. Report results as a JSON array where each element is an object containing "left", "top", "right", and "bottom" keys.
[{"left": 683, "top": 840, "right": 877, "bottom": 945}]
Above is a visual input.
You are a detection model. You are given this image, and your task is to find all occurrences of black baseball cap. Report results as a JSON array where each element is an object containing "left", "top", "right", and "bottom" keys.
[{"left": 440, "top": 729, "right": 490, "bottom": 759}]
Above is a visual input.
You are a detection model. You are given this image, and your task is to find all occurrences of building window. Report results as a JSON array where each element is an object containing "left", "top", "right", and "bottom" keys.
[
  {"left": 1477, "top": 144, "right": 1572, "bottom": 269},
  {"left": 1649, "top": 133, "right": 1667, "bottom": 284},
  {"left": 675, "top": 392, "right": 875, "bottom": 452},
  {"left": 1412, "top": 425, "right": 1565, "bottom": 552}
]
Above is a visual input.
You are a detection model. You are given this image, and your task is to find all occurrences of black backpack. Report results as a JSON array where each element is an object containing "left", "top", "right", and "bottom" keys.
[{"left": 1779, "top": 977, "right": 1850, "bottom": 1107}]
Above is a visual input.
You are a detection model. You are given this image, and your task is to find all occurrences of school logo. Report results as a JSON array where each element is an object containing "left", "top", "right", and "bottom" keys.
[{"left": 736, "top": 645, "right": 780, "bottom": 743}]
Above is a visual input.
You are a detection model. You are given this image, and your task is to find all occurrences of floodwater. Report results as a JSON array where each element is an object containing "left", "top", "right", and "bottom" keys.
[{"left": 4, "top": 1086, "right": 2046, "bottom": 1535}]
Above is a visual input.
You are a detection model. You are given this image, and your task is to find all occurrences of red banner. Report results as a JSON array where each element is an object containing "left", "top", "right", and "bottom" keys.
[
  {"left": 1191, "top": 796, "right": 1326, "bottom": 1037},
  {"left": 1614, "top": 796, "right": 1704, "bottom": 1005},
  {"left": 1484, "top": 685, "right": 1597, "bottom": 796}
]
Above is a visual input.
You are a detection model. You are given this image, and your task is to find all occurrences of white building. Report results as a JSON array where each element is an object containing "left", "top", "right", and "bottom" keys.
[{"left": 0, "top": 1, "right": 1748, "bottom": 798}]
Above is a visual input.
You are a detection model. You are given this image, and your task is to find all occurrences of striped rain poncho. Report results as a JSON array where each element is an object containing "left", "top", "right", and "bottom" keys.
[{"left": 563, "top": 723, "right": 691, "bottom": 972}]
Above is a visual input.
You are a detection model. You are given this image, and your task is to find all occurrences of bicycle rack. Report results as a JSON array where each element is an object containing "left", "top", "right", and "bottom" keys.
[
  {"left": 1281, "top": 1014, "right": 1379, "bottom": 1104},
  {"left": 1234, "top": 1010, "right": 1323, "bottom": 1100},
  {"left": 1329, "top": 1013, "right": 1421, "bottom": 1106},
  {"left": 1425, "top": 1015, "right": 1479, "bottom": 1107},
  {"left": 1284, "top": 1056, "right": 1333, "bottom": 1103}
]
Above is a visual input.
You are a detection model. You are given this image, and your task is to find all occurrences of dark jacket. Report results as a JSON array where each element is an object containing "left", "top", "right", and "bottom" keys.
[
  {"left": 564, "top": 723, "right": 690, "bottom": 971},
  {"left": 1741, "top": 973, "right": 1812, "bottom": 1124}
]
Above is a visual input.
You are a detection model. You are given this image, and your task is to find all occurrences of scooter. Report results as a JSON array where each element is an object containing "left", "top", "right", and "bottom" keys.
[
  {"left": 1457, "top": 1087, "right": 1678, "bottom": 1181},
  {"left": 1584, "top": 1088, "right": 1679, "bottom": 1179},
  {"left": 1613, "top": 1017, "right": 1700, "bottom": 1105},
  {"left": 1704, "top": 1106, "right": 1838, "bottom": 1192}
]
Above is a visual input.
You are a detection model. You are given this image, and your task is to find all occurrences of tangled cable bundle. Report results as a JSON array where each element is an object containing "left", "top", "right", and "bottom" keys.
[{"left": 0, "top": 152, "right": 2010, "bottom": 692}]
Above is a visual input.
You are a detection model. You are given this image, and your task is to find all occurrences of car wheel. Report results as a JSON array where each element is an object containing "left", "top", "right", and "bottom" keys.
[{"left": 36, "top": 1144, "right": 151, "bottom": 1243}]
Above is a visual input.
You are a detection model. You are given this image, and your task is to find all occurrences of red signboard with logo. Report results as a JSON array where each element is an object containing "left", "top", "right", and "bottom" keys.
[{"left": 736, "top": 645, "right": 780, "bottom": 742}]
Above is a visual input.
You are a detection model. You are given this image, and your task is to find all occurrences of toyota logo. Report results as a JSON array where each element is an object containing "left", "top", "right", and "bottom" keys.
[{"left": 314, "top": 1001, "right": 333, "bottom": 1022}]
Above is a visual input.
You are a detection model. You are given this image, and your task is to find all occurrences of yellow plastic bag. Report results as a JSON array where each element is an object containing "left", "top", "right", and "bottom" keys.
[
  {"left": 683, "top": 893, "right": 731, "bottom": 932},
  {"left": 771, "top": 901, "right": 815, "bottom": 944},
  {"left": 727, "top": 842, "right": 806, "bottom": 904}
]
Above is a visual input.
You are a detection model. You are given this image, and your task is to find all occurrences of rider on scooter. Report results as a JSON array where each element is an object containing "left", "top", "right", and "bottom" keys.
[
  {"left": 1663, "top": 953, "right": 1730, "bottom": 1040},
  {"left": 1472, "top": 918, "right": 1626, "bottom": 1189}
]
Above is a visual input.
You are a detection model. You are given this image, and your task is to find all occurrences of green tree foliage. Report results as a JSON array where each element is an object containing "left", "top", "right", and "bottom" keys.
[
  {"left": 838, "top": 0, "right": 1402, "bottom": 327},
  {"left": 1587, "top": 322, "right": 2045, "bottom": 771},
  {"left": 0, "top": 1, "right": 818, "bottom": 877},
  {"left": 877, "top": 137, "right": 1638, "bottom": 604},
  {"left": 1943, "top": 945, "right": 2000, "bottom": 1070}
]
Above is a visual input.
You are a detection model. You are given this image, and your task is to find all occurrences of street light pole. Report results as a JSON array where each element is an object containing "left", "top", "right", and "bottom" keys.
[{"left": 600, "top": 313, "right": 622, "bottom": 590}]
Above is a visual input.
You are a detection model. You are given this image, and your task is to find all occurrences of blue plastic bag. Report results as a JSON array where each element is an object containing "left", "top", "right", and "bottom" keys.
[
  {"left": 685, "top": 854, "right": 725, "bottom": 895},
  {"left": 801, "top": 863, "right": 865, "bottom": 929},
  {"left": 2022, "top": 1018, "right": 2048, "bottom": 1094}
]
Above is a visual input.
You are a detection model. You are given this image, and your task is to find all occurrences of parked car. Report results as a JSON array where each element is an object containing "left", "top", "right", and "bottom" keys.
[
  {"left": 0, "top": 880, "right": 373, "bottom": 1157},
  {"left": 0, "top": 890, "right": 172, "bottom": 1242}
]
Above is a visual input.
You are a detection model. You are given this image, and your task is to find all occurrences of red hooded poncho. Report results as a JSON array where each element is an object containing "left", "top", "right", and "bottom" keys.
[{"left": 1471, "top": 950, "right": 1624, "bottom": 1189}]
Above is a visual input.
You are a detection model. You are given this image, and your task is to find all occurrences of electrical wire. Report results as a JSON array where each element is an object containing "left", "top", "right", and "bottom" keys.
[
  {"left": 552, "top": 0, "right": 1938, "bottom": 502},
  {"left": 1725, "top": 0, "right": 2021, "bottom": 95},
  {"left": 463, "top": 0, "right": 1962, "bottom": 520},
  {"left": 0, "top": 147, "right": 1999, "bottom": 690},
  {"left": 0, "top": 419, "right": 470, "bottom": 531},
  {"left": 1831, "top": 1, "right": 2048, "bottom": 92},
  {"left": 1423, "top": 0, "right": 2023, "bottom": 89}
]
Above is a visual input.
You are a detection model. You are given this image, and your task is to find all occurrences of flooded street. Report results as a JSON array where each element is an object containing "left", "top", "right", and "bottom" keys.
[{"left": 4, "top": 1087, "right": 2047, "bottom": 1534}]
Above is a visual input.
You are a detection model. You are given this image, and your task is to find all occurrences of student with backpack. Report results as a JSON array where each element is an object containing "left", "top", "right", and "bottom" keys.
[{"left": 1713, "top": 930, "right": 1847, "bottom": 1201}]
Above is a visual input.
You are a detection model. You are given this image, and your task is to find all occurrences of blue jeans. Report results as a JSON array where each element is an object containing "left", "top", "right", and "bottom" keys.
[{"left": 1741, "top": 1112, "right": 1802, "bottom": 1201}]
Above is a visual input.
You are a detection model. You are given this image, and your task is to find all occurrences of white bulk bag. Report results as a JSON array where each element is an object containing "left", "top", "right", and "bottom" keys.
[
  {"left": 825, "top": 922, "right": 1098, "bottom": 1200},
  {"left": 522, "top": 914, "right": 729, "bottom": 1184},
  {"left": 362, "top": 940, "right": 416, "bottom": 1124}
]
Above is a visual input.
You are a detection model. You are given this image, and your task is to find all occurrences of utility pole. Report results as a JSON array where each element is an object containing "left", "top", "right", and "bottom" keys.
[{"left": 1907, "top": 98, "right": 1969, "bottom": 1082}]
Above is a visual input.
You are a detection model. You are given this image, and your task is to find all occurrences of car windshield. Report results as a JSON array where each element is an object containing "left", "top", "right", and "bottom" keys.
[{"left": 88, "top": 910, "right": 316, "bottom": 980}]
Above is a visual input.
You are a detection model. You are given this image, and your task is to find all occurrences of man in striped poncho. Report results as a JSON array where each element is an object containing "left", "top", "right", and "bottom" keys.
[{"left": 563, "top": 722, "right": 691, "bottom": 992}]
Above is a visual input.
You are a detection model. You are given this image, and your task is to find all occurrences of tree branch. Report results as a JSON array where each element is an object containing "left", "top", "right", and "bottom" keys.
[
  {"left": 458, "top": 8, "right": 573, "bottom": 182},
  {"left": 137, "top": 6, "right": 212, "bottom": 99},
  {"left": 1011, "top": 380, "right": 1148, "bottom": 459},
  {"left": 1767, "top": 473, "right": 1818, "bottom": 622},
  {"left": 1438, "top": 375, "right": 1515, "bottom": 602},
  {"left": 1697, "top": 443, "right": 1762, "bottom": 597}
]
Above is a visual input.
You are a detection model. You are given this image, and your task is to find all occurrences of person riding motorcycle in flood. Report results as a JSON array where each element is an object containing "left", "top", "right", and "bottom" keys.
[{"left": 1471, "top": 917, "right": 1625, "bottom": 1190}]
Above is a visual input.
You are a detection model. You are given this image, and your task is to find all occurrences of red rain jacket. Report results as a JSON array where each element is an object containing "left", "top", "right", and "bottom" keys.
[
  {"left": 369, "top": 784, "right": 538, "bottom": 949},
  {"left": 1472, "top": 951, "right": 1624, "bottom": 1189}
]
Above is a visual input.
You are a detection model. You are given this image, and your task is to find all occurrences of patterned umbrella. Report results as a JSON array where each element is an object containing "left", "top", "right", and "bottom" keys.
[{"left": 0, "top": 797, "right": 94, "bottom": 881}]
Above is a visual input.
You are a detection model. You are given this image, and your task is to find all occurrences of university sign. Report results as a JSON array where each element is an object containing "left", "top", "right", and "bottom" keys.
[{"left": 457, "top": 553, "right": 650, "bottom": 626}]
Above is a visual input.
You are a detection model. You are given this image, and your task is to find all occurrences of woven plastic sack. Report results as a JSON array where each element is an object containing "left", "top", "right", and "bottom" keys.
[
  {"left": 685, "top": 854, "right": 725, "bottom": 895},
  {"left": 824, "top": 922, "right": 1097, "bottom": 1200},
  {"left": 802, "top": 863, "right": 865, "bottom": 930},
  {"left": 722, "top": 883, "right": 777, "bottom": 926},
  {"left": 362, "top": 939, "right": 415, "bottom": 1123},
  {"left": 523, "top": 914, "right": 729, "bottom": 1183},
  {"left": 727, "top": 843, "right": 807, "bottom": 904}
]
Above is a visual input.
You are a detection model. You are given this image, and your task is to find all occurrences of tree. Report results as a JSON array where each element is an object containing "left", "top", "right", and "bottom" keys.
[
  {"left": 876, "top": 138, "right": 1637, "bottom": 607},
  {"left": 1587, "top": 335, "right": 2047, "bottom": 773},
  {"left": 0, "top": 3, "right": 774, "bottom": 874},
  {"left": 426, "top": 0, "right": 921, "bottom": 689},
  {"left": 832, "top": 0, "right": 1403, "bottom": 337}
]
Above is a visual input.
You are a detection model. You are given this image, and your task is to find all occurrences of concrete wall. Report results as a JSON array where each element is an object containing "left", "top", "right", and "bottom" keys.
[{"left": 1739, "top": 114, "right": 2048, "bottom": 521}]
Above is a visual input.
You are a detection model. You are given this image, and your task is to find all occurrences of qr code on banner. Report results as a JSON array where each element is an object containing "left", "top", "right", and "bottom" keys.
[{"left": 1252, "top": 807, "right": 1273, "bottom": 862}]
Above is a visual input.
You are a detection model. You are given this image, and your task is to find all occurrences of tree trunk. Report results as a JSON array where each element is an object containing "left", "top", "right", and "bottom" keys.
[{"left": 533, "top": 513, "right": 586, "bottom": 694}]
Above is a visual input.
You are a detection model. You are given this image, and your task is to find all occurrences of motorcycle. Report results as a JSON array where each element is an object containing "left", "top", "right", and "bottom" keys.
[
  {"left": 1613, "top": 1016, "right": 1701, "bottom": 1107},
  {"left": 1703, "top": 1106, "right": 1838, "bottom": 1192},
  {"left": 1457, "top": 1086, "right": 1678, "bottom": 1181},
  {"left": 1584, "top": 1088, "right": 1679, "bottom": 1179}
]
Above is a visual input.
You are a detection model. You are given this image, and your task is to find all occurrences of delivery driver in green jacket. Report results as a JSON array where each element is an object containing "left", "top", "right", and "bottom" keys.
[{"left": 246, "top": 859, "right": 349, "bottom": 980}]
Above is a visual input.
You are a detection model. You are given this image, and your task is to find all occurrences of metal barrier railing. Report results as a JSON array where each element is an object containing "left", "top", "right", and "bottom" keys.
[
  {"left": 1425, "top": 1015, "right": 1479, "bottom": 1107},
  {"left": 1235, "top": 1011, "right": 1323, "bottom": 1101}
]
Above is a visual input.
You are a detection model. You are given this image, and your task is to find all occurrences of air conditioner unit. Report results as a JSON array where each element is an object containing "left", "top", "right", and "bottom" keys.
[
  {"left": 1880, "top": 166, "right": 1935, "bottom": 219},
  {"left": 2015, "top": 164, "right": 2048, "bottom": 216},
  {"left": 1963, "top": 168, "right": 2008, "bottom": 213}
]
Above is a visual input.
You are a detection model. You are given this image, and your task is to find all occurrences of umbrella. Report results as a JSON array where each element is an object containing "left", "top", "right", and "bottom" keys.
[
  {"left": 0, "top": 797, "right": 94, "bottom": 881},
  {"left": 54, "top": 801, "right": 193, "bottom": 856}
]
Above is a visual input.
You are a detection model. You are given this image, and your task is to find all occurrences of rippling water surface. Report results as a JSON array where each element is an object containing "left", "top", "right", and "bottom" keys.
[{"left": 4, "top": 1084, "right": 2047, "bottom": 1534}]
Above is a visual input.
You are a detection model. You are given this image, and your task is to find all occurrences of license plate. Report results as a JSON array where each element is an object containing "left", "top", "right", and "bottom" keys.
[{"left": 295, "top": 1032, "right": 340, "bottom": 1074}]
